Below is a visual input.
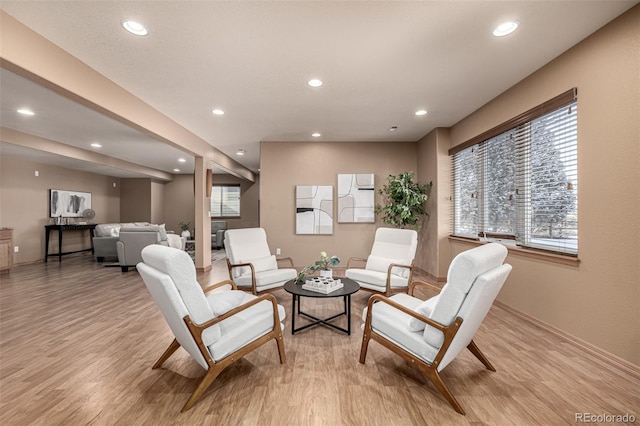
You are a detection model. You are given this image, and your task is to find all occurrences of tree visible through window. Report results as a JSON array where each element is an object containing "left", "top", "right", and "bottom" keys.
[
  {"left": 210, "top": 185, "right": 240, "bottom": 217},
  {"left": 451, "top": 90, "right": 578, "bottom": 255}
]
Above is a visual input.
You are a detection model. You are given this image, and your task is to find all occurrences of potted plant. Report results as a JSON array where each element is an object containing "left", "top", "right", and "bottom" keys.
[
  {"left": 309, "top": 251, "right": 340, "bottom": 278},
  {"left": 295, "top": 251, "right": 340, "bottom": 283},
  {"left": 179, "top": 221, "right": 191, "bottom": 238},
  {"left": 375, "top": 171, "right": 432, "bottom": 230}
]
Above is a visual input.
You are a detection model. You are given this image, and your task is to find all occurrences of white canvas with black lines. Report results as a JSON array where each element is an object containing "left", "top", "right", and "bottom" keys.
[
  {"left": 296, "top": 185, "right": 333, "bottom": 234},
  {"left": 337, "top": 174, "right": 375, "bottom": 223},
  {"left": 49, "top": 189, "right": 92, "bottom": 218}
]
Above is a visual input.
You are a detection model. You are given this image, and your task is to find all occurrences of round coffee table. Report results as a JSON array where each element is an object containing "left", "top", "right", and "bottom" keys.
[{"left": 284, "top": 277, "right": 360, "bottom": 335}]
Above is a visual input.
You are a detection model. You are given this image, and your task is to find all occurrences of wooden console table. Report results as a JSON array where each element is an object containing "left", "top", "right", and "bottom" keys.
[{"left": 45, "top": 224, "right": 97, "bottom": 262}]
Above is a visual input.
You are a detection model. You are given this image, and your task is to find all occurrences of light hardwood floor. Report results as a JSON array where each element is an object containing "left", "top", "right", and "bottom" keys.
[{"left": 1, "top": 252, "right": 638, "bottom": 425}]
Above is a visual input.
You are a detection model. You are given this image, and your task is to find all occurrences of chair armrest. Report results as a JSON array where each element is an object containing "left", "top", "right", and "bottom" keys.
[
  {"left": 276, "top": 257, "right": 294, "bottom": 268},
  {"left": 347, "top": 257, "right": 367, "bottom": 268},
  {"left": 202, "top": 279, "right": 237, "bottom": 294},
  {"left": 226, "top": 259, "right": 257, "bottom": 294},
  {"left": 190, "top": 292, "right": 282, "bottom": 330},
  {"left": 365, "top": 294, "right": 446, "bottom": 333},
  {"left": 409, "top": 280, "right": 442, "bottom": 297},
  {"left": 383, "top": 260, "right": 415, "bottom": 296},
  {"left": 386, "top": 262, "right": 413, "bottom": 275}
]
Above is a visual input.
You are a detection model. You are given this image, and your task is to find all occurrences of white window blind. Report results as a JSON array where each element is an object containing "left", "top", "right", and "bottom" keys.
[
  {"left": 210, "top": 185, "right": 241, "bottom": 217},
  {"left": 451, "top": 89, "right": 578, "bottom": 256}
]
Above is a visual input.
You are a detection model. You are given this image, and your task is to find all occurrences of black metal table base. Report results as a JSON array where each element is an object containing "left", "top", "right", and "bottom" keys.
[{"left": 291, "top": 294, "right": 351, "bottom": 335}]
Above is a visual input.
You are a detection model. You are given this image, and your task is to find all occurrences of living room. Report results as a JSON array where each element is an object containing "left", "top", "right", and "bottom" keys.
[{"left": 1, "top": 2, "right": 639, "bottom": 424}]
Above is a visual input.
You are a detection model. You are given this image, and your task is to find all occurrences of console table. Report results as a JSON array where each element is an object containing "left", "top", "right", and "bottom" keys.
[{"left": 45, "top": 224, "right": 97, "bottom": 262}]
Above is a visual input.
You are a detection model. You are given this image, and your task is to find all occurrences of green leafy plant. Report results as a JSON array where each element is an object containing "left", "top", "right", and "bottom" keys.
[
  {"left": 179, "top": 221, "right": 191, "bottom": 232},
  {"left": 295, "top": 251, "right": 340, "bottom": 283},
  {"left": 309, "top": 251, "right": 340, "bottom": 271},
  {"left": 375, "top": 172, "right": 432, "bottom": 229}
]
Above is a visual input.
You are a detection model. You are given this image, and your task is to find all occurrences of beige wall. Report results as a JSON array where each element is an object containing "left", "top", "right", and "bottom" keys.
[
  {"left": 417, "top": 127, "right": 451, "bottom": 281},
  {"left": 260, "top": 141, "right": 419, "bottom": 267},
  {"left": 445, "top": 7, "right": 640, "bottom": 365},
  {"left": 0, "top": 155, "right": 120, "bottom": 264},
  {"left": 163, "top": 174, "right": 195, "bottom": 234},
  {"left": 120, "top": 179, "right": 151, "bottom": 222},
  {"left": 150, "top": 180, "right": 165, "bottom": 225}
]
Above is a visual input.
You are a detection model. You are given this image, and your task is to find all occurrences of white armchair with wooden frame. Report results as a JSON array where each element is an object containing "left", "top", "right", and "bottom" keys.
[
  {"left": 224, "top": 228, "right": 297, "bottom": 295},
  {"left": 137, "top": 244, "right": 286, "bottom": 412},
  {"left": 345, "top": 227, "right": 418, "bottom": 296},
  {"left": 359, "top": 243, "right": 512, "bottom": 415}
]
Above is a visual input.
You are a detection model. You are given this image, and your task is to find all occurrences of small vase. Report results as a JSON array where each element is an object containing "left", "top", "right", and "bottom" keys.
[
  {"left": 181, "top": 230, "right": 191, "bottom": 238},
  {"left": 319, "top": 269, "right": 332, "bottom": 278}
]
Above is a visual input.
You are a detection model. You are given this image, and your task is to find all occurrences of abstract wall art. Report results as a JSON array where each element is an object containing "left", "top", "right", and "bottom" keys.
[
  {"left": 337, "top": 173, "right": 375, "bottom": 223},
  {"left": 295, "top": 185, "right": 333, "bottom": 234},
  {"left": 49, "top": 189, "right": 92, "bottom": 218}
]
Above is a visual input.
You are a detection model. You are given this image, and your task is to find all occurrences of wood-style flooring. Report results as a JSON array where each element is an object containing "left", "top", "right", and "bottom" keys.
[{"left": 1, "top": 252, "right": 638, "bottom": 425}]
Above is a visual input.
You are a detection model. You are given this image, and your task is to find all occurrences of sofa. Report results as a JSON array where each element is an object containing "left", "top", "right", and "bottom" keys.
[
  {"left": 211, "top": 220, "right": 227, "bottom": 249},
  {"left": 93, "top": 222, "right": 173, "bottom": 262}
]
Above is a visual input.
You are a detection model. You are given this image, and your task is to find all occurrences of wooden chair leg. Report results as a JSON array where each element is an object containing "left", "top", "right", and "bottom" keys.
[
  {"left": 181, "top": 367, "right": 222, "bottom": 412},
  {"left": 152, "top": 338, "right": 180, "bottom": 369},
  {"left": 467, "top": 339, "right": 496, "bottom": 372},
  {"left": 275, "top": 333, "right": 286, "bottom": 364},
  {"left": 359, "top": 330, "right": 371, "bottom": 364},
  {"left": 424, "top": 368, "right": 466, "bottom": 415}
]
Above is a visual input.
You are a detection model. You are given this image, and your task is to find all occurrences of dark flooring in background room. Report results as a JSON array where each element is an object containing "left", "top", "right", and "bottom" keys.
[{"left": 0, "top": 252, "right": 638, "bottom": 425}]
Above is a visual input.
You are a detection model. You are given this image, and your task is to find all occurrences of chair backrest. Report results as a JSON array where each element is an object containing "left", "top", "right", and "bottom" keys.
[
  {"left": 366, "top": 227, "right": 418, "bottom": 277},
  {"left": 224, "top": 228, "right": 273, "bottom": 278},
  {"left": 438, "top": 262, "right": 512, "bottom": 371},
  {"left": 137, "top": 245, "right": 217, "bottom": 370},
  {"left": 424, "top": 243, "right": 510, "bottom": 364}
]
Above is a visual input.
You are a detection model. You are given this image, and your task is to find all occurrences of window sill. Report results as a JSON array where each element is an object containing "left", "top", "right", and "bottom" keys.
[{"left": 448, "top": 236, "right": 580, "bottom": 267}]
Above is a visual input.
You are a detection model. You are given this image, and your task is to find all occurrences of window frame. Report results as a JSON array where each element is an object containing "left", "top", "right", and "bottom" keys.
[
  {"left": 210, "top": 184, "right": 241, "bottom": 218},
  {"left": 450, "top": 88, "right": 578, "bottom": 257}
]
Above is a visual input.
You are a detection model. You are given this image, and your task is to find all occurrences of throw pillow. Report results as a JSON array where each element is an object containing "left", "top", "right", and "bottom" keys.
[
  {"left": 208, "top": 290, "right": 246, "bottom": 316},
  {"left": 407, "top": 296, "right": 438, "bottom": 331}
]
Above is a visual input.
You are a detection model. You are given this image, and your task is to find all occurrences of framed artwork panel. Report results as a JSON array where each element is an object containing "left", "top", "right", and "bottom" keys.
[
  {"left": 337, "top": 173, "right": 375, "bottom": 223},
  {"left": 49, "top": 189, "right": 92, "bottom": 218},
  {"left": 296, "top": 185, "right": 333, "bottom": 234}
]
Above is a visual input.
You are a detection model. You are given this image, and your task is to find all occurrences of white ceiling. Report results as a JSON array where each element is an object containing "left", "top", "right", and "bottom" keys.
[{"left": 1, "top": 1, "right": 637, "bottom": 178}]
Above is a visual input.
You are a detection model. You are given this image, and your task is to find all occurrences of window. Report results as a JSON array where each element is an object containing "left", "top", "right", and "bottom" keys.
[
  {"left": 210, "top": 185, "right": 240, "bottom": 217},
  {"left": 451, "top": 89, "right": 578, "bottom": 255}
]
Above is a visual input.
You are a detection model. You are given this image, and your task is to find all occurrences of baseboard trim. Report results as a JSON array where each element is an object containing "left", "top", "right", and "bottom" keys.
[
  {"left": 495, "top": 301, "right": 640, "bottom": 380},
  {"left": 413, "top": 267, "right": 446, "bottom": 283}
]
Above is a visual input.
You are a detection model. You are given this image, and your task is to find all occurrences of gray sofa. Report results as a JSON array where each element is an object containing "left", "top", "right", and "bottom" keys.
[
  {"left": 211, "top": 220, "right": 227, "bottom": 249},
  {"left": 93, "top": 222, "right": 168, "bottom": 262},
  {"left": 116, "top": 226, "right": 164, "bottom": 272}
]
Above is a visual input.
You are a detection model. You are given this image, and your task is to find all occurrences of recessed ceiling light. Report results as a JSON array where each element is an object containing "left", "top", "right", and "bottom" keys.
[
  {"left": 212, "top": 109, "right": 225, "bottom": 115},
  {"left": 493, "top": 21, "right": 519, "bottom": 37},
  {"left": 415, "top": 110, "right": 428, "bottom": 116},
  {"left": 307, "top": 79, "right": 323, "bottom": 88},
  {"left": 17, "top": 108, "right": 35, "bottom": 116},
  {"left": 236, "top": 149, "right": 245, "bottom": 156},
  {"left": 121, "top": 20, "right": 148, "bottom": 36},
  {"left": 312, "top": 132, "right": 321, "bottom": 138},
  {"left": 90, "top": 143, "right": 102, "bottom": 148},
  {"left": 178, "top": 158, "right": 186, "bottom": 163},
  {"left": 173, "top": 168, "right": 180, "bottom": 172}
]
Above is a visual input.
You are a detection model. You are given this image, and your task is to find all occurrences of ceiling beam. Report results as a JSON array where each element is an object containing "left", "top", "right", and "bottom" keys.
[{"left": 0, "top": 10, "right": 255, "bottom": 182}]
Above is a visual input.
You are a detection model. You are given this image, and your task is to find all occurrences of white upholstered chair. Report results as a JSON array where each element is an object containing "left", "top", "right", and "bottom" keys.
[
  {"left": 137, "top": 245, "right": 286, "bottom": 412},
  {"left": 359, "top": 243, "right": 512, "bottom": 415},
  {"left": 345, "top": 227, "right": 418, "bottom": 296},
  {"left": 224, "top": 228, "right": 297, "bottom": 294}
]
